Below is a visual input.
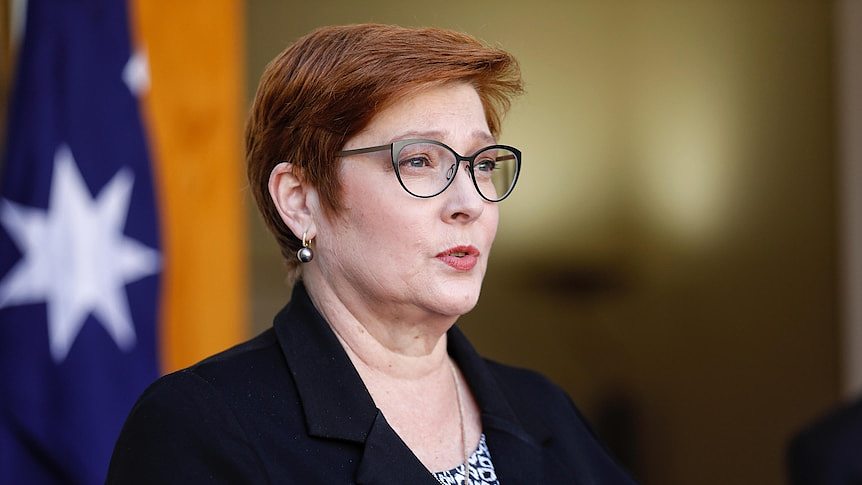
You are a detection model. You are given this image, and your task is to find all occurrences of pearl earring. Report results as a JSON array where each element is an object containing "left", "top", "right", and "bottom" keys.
[{"left": 296, "top": 231, "right": 314, "bottom": 263}]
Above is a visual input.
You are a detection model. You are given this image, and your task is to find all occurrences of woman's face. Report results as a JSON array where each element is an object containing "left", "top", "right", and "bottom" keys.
[{"left": 310, "top": 82, "right": 500, "bottom": 322}]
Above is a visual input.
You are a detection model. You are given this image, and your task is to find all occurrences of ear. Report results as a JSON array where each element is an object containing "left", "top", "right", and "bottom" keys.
[{"left": 268, "top": 162, "right": 317, "bottom": 241}]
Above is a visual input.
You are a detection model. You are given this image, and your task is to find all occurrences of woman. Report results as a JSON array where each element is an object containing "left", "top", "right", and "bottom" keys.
[{"left": 108, "top": 24, "right": 635, "bottom": 484}]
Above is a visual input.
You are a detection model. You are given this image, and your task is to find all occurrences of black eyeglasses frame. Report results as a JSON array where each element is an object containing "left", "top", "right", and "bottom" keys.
[{"left": 336, "top": 138, "right": 521, "bottom": 202}]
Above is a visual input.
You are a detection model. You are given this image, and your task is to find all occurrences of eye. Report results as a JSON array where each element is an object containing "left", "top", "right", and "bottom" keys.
[
  {"left": 475, "top": 157, "right": 497, "bottom": 173},
  {"left": 396, "top": 150, "right": 440, "bottom": 175},
  {"left": 399, "top": 156, "right": 432, "bottom": 169}
]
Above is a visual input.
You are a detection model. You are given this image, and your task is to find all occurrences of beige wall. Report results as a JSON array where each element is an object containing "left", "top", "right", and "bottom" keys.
[
  {"left": 839, "top": 0, "right": 862, "bottom": 398},
  {"left": 245, "top": 2, "right": 839, "bottom": 484}
]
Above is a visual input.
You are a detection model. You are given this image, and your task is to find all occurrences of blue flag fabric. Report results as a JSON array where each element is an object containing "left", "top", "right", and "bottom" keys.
[{"left": 0, "top": 1, "right": 161, "bottom": 483}]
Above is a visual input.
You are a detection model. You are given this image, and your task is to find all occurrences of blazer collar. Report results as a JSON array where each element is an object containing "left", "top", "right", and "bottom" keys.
[
  {"left": 273, "top": 283, "right": 549, "bottom": 483},
  {"left": 447, "top": 323, "right": 550, "bottom": 482},
  {"left": 272, "top": 282, "right": 377, "bottom": 443}
]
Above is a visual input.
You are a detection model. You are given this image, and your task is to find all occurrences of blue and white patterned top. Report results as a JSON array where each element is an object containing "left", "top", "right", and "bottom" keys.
[{"left": 432, "top": 433, "right": 499, "bottom": 485}]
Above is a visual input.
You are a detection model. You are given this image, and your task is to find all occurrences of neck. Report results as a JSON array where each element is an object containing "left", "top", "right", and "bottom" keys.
[
  {"left": 301, "top": 271, "right": 456, "bottom": 380},
  {"left": 300, "top": 272, "right": 482, "bottom": 476}
]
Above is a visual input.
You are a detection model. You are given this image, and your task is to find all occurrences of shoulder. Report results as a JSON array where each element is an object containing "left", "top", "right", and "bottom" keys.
[
  {"left": 483, "top": 359, "right": 568, "bottom": 401},
  {"left": 107, "top": 329, "right": 288, "bottom": 484},
  {"left": 482, "top": 359, "right": 638, "bottom": 484},
  {"left": 185, "top": 327, "right": 284, "bottom": 385},
  {"left": 134, "top": 328, "right": 290, "bottom": 414},
  {"left": 135, "top": 327, "right": 281, "bottom": 404},
  {"left": 121, "top": 327, "right": 293, "bottom": 425},
  {"left": 483, "top": 358, "right": 580, "bottom": 423},
  {"left": 483, "top": 359, "right": 577, "bottom": 435}
]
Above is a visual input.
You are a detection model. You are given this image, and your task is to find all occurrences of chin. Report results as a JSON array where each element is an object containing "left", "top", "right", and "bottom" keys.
[{"left": 430, "top": 280, "right": 484, "bottom": 317}]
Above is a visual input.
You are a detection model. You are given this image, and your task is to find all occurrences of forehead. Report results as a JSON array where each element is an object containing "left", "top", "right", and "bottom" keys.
[{"left": 347, "top": 83, "right": 493, "bottom": 149}]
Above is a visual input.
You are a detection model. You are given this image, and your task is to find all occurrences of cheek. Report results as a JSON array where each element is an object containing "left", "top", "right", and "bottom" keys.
[
  {"left": 483, "top": 206, "right": 500, "bottom": 245},
  {"left": 371, "top": 208, "right": 430, "bottom": 261},
  {"left": 338, "top": 182, "right": 423, "bottom": 257}
]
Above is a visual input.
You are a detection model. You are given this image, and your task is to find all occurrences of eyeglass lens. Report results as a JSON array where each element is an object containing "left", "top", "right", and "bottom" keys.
[{"left": 394, "top": 142, "right": 518, "bottom": 201}]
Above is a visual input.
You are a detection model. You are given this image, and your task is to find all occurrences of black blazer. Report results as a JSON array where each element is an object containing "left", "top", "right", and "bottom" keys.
[
  {"left": 108, "top": 284, "right": 635, "bottom": 484},
  {"left": 787, "top": 397, "right": 862, "bottom": 485}
]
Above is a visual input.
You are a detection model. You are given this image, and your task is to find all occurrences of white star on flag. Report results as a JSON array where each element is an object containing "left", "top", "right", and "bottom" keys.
[
  {"left": 122, "top": 50, "right": 150, "bottom": 96},
  {"left": 0, "top": 145, "right": 161, "bottom": 363}
]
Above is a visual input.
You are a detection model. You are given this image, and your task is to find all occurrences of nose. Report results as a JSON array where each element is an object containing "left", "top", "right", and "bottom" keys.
[{"left": 441, "top": 161, "right": 484, "bottom": 223}]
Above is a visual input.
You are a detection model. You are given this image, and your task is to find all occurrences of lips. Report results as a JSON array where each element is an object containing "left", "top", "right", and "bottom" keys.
[{"left": 435, "top": 245, "right": 480, "bottom": 271}]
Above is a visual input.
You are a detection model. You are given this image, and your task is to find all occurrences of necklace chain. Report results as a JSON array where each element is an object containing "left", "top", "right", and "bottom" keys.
[{"left": 448, "top": 360, "right": 472, "bottom": 485}]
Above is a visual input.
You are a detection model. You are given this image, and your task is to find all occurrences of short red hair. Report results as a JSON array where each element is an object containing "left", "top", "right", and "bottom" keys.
[{"left": 245, "top": 24, "right": 523, "bottom": 267}]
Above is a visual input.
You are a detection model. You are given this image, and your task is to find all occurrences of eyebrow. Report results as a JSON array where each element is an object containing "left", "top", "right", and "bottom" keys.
[{"left": 385, "top": 130, "right": 496, "bottom": 146}]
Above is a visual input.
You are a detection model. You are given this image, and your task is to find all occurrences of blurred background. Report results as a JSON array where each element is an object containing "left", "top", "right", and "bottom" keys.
[{"left": 2, "top": 1, "right": 861, "bottom": 484}]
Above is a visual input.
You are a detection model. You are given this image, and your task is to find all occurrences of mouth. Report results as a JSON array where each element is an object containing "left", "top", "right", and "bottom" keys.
[{"left": 435, "top": 245, "right": 480, "bottom": 271}]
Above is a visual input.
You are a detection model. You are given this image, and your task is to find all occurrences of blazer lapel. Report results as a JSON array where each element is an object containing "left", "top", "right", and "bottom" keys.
[
  {"left": 481, "top": 414, "right": 545, "bottom": 483},
  {"left": 273, "top": 283, "right": 377, "bottom": 443},
  {"left": 355, "top": 411, "right": 441, "bottom": 485},
  {"left": 447, "top": 326, "right": 551, "bottom": 484},
  {"left": 273, "top": 283, "right": 437, "bottom": 484},
  {"left": 273, "top": 284, "right": 567, "bottom": 484}
]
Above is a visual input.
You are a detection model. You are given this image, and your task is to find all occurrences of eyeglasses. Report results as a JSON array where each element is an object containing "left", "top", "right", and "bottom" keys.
[{"left": 336, "top": 139, "right": 521, "bottom": 202}]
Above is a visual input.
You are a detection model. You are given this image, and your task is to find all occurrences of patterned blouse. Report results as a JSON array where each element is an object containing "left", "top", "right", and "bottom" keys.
[{"left": 432, "top": 433, "right": 499, "bottom": 485}]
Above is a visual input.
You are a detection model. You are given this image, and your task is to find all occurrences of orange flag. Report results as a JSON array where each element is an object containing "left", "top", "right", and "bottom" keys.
[{"left": 130, "top": 0, "right": 247, "bottom": 372}]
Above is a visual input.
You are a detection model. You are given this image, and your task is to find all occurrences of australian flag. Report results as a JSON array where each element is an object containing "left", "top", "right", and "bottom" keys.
[{"left": 0, "top": 0, "right": 162, "bottom": 483}]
